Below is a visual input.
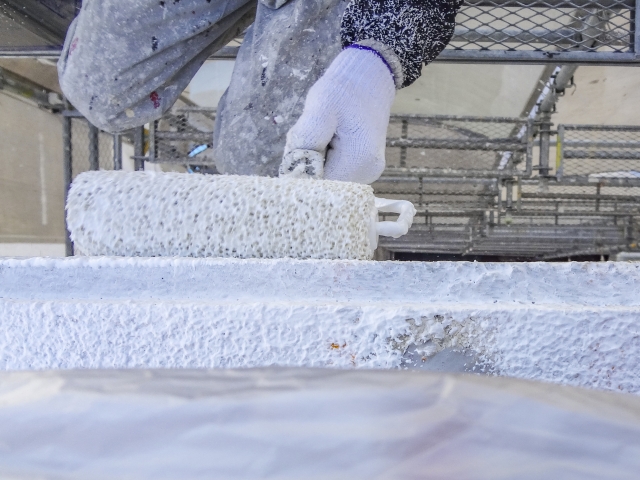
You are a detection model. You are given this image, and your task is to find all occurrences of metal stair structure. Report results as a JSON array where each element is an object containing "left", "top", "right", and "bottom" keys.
[{"left": 2, "top": 0, "right": 640, "bottom": 258}]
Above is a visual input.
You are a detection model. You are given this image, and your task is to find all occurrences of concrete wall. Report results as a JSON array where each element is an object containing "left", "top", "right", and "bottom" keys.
[
  {"left": 392, "top": 64, "right": 546, "bottom": 117},
  {"left": 188, "top": 61, "right": 547, "bottom": 118},
  {"left": 554, "top": 66, "right": 640, "bottom": 126},
  {"left": 0, "top": 93, "right": 66, "bottom": 246}
]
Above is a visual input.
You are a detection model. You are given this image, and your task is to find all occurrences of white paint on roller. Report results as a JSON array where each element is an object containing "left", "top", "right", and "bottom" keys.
[
  {"left": 66, "top": 171, "right": 377, "bottom": 259},
  {"left": 1, "top": 258, "right": 639, "bottom": 394}
]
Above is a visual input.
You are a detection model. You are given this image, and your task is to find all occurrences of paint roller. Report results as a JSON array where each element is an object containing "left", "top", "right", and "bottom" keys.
[{"left": 66, "top": 171, "right": 416, "bottom": 260}]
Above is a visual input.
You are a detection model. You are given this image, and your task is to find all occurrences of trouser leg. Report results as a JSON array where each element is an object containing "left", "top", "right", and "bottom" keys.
[
  {"left": 58, "top": 0, "right": 256, "bottom": 133},
  {"left": 213, "top": 0, "right": 348, "bottom": 177}
]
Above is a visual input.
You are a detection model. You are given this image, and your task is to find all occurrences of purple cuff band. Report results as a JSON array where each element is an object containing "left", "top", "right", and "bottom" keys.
[{"left": 344, "top": 44, "right": 395, "bottom": 83}]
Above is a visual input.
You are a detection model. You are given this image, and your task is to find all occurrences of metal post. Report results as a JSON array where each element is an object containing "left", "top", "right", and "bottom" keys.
[
  {"left": 88, "top": 124, "right": 99, "bottom": 171},
  {"left": 556, "top": 124, "right": 565, "bottom": 179},
  {"left": 134, "top": 126, "right": 145, "bottom": 171},
  {"left": 113, "top": 134, "right": 122, "bottom": 170},
  {"left": 538, "top": 66, "right": 578, "bottom": 115},
  {"left": 62, "top": 115, "right": 74, "bottom": 257},
  {"left": 536, "top": 65, "right": 578, "bottom": 177},
  {"left": 149, "top": 120, "right": 157, "bottom": 163},
  {"left": 400, "top": 120, "right": 408, "bottom": 168},
  {"left": 538, "top": 113, "right": 552, "bottom": 177},
  {"left": 635, "top": 0, "right": 640, "bottom": 58},
  {"left": 525, "top": 119, "right": 534, "bottom": 177},
  {"left": 497, "top": 179, "right": 503, "bottom": 224}
]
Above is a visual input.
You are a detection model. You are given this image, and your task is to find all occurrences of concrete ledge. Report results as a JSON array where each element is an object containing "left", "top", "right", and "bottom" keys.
[{"left": 1, "top": 258, "right": 639, "bottom": 393}]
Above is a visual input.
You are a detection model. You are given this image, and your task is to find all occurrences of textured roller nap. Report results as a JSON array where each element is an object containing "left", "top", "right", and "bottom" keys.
[{"left": 67, "top": 171, "right": 375, "bottom": 259}]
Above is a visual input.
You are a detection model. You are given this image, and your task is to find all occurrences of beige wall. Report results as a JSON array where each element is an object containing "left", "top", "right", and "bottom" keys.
[
  {"left": 0, "top": 93, "right": 66, "bottom": 244},
  {"left": 554, "top": 66, "right": 640, "bottom": 126},
  {"left": 392, "top": 64, "right": 545, "bottom": 117}
]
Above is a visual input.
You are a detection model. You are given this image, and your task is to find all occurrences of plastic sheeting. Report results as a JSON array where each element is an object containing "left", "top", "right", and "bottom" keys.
[{"left": 0, "top": 368, "right": 639, "bottom": 479}]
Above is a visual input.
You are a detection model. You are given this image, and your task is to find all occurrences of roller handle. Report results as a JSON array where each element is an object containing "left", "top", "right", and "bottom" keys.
[{"left": 374, "top": 198, "right": 417, "bottom": 238}]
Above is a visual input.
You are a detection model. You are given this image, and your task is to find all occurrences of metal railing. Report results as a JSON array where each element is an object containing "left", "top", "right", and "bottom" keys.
[
  {"left": 556, "top": 124, "right": 640, "bottom": 178},
  {"left": 377, "top": 116, "right": 640, "bottom": 258},
  {"left": 441, "top": 0, "right": 640, "bottom": 64},
  {"left": 384, "top": 115, "right": 533, "bottom": 178},
  {"left": 148, "top": 107, "right": 217, "bottom": 168},
  {"left": 2, "top": 0, "right": 640, "bottom": 64},
  {"left": 135, "top": 109, "right": 640, "bottom": 259}
]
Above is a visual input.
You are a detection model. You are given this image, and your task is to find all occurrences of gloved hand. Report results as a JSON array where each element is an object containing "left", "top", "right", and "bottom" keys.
[{"left": 279, "top": 46, "right": 396, "bottom": 184}]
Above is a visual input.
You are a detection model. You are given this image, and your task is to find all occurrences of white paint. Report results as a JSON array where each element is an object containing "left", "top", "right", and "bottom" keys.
[
  {"left": 66, "top": 171, "right": 377, "bottom": 260},
  {"left": 37, "top": 132, "right": 48, "bottom": 226},
  {"left": 1, "top": 258, "right": 639, "bottom": 394}
]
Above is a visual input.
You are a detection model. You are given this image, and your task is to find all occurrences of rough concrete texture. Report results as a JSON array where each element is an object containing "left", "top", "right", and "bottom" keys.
[{"left": 1, "top": 258, "right": 639, "bottom": 393}]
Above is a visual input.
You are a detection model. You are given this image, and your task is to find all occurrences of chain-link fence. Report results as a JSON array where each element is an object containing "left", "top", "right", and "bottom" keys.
[
  {"left": 557, "top": 124, "right": 640, "bottom": 177},
  {"left": 385, "top": 115, "right": 532, "bottom": 177},
  {"left": 6, "top": 0, "right": 640, "bottom": 64},
  {"left": 69, "top": 109, "right": 640, "bottom": 259},
  {"left": 213, "top": 1, "right": 639, "bottom": 64},
  {"left": 67, "top": 116, "right": 119, "bottom": 177},
  {"left": 452, "top": 0, "right": 633, "bottom": 52},
  {"left": 441, "top": 0, "right": 640, "bottom": 63},
  {"left": 148, "top": 107, "right": 217, "bottom": 170}
]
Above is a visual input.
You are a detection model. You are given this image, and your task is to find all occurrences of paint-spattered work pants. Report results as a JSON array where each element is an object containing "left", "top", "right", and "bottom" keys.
[{"left": 58, "top": 0, "right": 348, "bottom": 176}]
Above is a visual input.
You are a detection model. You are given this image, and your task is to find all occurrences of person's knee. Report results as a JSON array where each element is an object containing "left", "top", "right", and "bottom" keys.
[{"left": 59, "top": 65, "right": 158, "bottom": 133}]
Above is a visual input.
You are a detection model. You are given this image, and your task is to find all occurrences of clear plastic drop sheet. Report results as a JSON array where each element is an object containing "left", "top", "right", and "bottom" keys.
[{"left": 0, "top": 368, "right": 639, "bottom": 479}]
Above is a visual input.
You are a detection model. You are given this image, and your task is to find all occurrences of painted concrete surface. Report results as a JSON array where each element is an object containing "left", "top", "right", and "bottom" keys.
[{"left": 1, "top": 258, "right": 639, "bottom": 393}]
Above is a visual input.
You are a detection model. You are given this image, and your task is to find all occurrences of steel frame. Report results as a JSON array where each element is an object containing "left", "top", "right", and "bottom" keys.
[
  {"left": 141, "top": 107, "right": 640, "bottom": 258},
  {"left": 376, "top": 114, "right": 640, "bottom": 258},
  {"left": 1, "top": 0, "right": 639, "bottom": 65}
]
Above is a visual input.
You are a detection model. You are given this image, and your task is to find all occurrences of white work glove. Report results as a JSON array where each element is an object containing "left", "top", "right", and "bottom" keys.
[{"left": 279, "top": 46, "right": 396, "bottom": 184}]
